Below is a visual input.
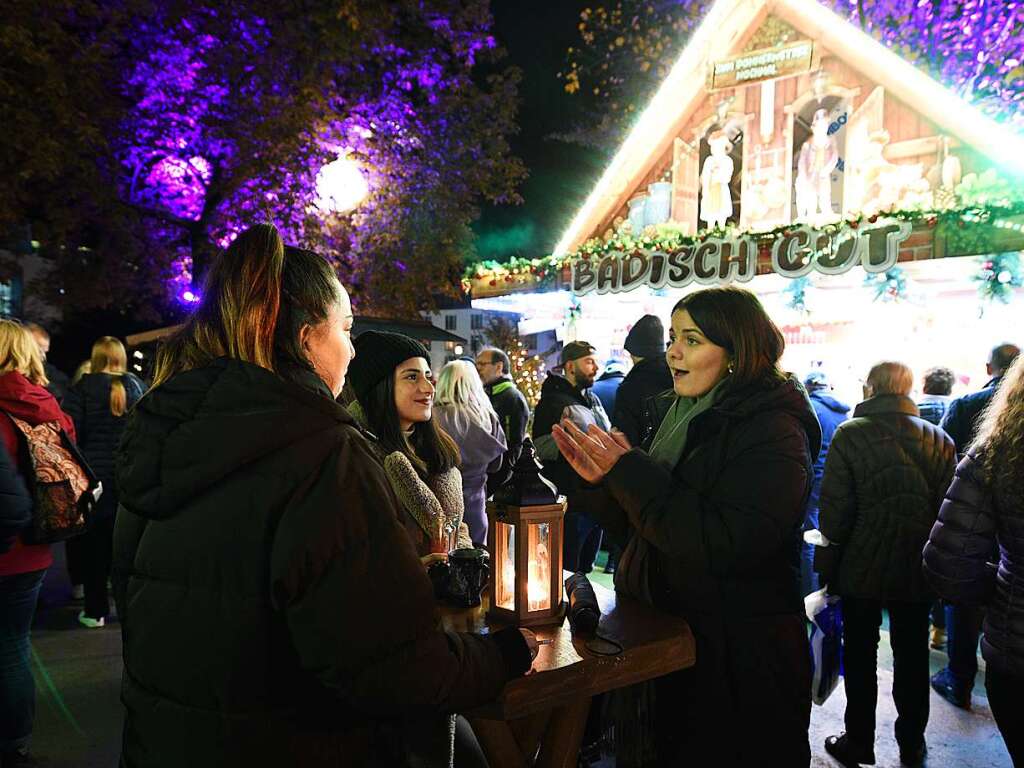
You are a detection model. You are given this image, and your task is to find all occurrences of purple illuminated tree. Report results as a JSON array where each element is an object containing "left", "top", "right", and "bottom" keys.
[
  {"left": 558, "top": 0, "right": 1024, "bottom": 150},
  {"left": 1, "top": 0, "right": 524, "bottom": 318}
]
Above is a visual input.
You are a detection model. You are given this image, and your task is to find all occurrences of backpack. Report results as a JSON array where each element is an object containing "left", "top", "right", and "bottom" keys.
[{"left": 5, "top": 414, "right": 101, "bottom": 544}]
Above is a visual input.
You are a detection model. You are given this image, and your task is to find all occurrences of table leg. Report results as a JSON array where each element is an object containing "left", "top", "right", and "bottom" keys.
[
  {"left": 467, "top": 718, "right": 529, "bottom": 768},
  {"left": 509, "top": 710, "right": 551, "bottom": 764},
  {"left": 535, "top": 696, "right": 592, "bottom": 768}
]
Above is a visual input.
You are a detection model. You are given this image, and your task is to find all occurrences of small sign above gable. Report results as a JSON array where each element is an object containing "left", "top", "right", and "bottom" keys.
[{"left": 710, "top": 41, "right": 813, "bottom": 90}]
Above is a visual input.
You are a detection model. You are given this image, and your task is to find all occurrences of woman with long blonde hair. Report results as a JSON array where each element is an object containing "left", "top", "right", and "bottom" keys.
[
  {"left": 925, "top": 354, "right": 1024, "bottom": 764},
  {"left": 0, "top": 320, "right": 76, "bottom": 765},
  {"left": 433, "top": 360, "right": 507, "bottom": 547},
  {"left": 62, "top": 336, "right": 145, "bottom": 627}
]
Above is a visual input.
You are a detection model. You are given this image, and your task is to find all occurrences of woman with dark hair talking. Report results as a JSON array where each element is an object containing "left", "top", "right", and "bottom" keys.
[
  {"left": 551, "top": 286, "right": 820, "bottom": 766},
  {"left": 112, "top": 224, "right": 534, "bottom": 768}
]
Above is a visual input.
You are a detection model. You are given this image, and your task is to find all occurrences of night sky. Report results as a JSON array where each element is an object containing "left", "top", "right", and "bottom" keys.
[{"left": 474, "top": 0, "right": 609, "bottom": 262}]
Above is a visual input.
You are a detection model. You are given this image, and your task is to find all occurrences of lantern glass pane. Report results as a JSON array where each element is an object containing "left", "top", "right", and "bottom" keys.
[
  {"left": 527, "top": 522, "right": 551, "bottom": 611},
  {"left": 496, "top": 521, "right": 515, "bottom": 610}
]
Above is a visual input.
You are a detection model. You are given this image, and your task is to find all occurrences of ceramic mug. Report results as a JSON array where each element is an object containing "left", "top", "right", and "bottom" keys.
[{"left": 447, "top": 548, "right": 490, "bottom": 608}]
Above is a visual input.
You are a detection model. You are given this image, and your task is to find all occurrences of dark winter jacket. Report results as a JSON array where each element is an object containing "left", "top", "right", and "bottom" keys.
[
  {"left": 804, "top": 390, "right": 850, "bottom": 530},
  {"left": 591, "top": 369, "right": 624, "bottom": 418},
  {"left": 484, "top": 375, "right": 529, "bottom": 459},
  {"left": 916, "top": 394, "right": 950, "bottom": 427},
  {"left": 62, "top": 372, "right": 146, "bottom": 518},
  {"left": 579, "top": 375, "right": 820, "bottom": 764},
  {"left": 532, "top": 372, "right": 609, "bottom": 497},
  {"left": 0, "top": 371, "right": 76, "bottom": 577},
  {"left": 43, "top": 361, "right": 69, "bottom": 402},
  {"left": 0, "top": 439, "right": 31, "bottom": 554},
  {"left": 818, "top": 394, "right": 956, "bottom": 602},
  {"left": 941, "top": 378, "right": 1000, "bottom": 454},
  {"left": 923, "top": 452, "right": 1024, "bottom": 677},
  {"left": 112, "top": 359, "right": 530, "bottom": 768},
  {"left": 612, "top": 357, "right": 674, "bottom": 448}
]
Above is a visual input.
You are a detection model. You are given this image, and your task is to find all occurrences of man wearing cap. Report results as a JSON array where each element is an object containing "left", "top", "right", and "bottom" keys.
[
  {"left": 612, "top": 314, "right": 674, "bottom": 448},
  {"left": 532, "top": 341, "right": 610, "bottom": 573}
]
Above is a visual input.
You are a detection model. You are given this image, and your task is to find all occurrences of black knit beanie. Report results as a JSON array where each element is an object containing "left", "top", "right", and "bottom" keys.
[
  {"left": 624, "top": 315, "right": 666, "bottom": 359},
  {"left": 349, "top": 331, "right": 430, "bottom": 404}
]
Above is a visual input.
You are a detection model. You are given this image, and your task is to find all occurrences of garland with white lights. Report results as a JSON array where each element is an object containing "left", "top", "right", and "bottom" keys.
[{"left": 463, "top": 200, "right": 1024, "bottom": 295}]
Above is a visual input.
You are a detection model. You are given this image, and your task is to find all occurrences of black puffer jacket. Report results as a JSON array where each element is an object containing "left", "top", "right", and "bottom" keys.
[
  {"left": 940, "top": 378, "right": 999, "bottom": 454},
  {"left": 484, "top": 375, "right": 529, "bottom": 458},
  {"left": 113, "top": 359, "right": 529, "bottom": 768},
  {"left": 611, "top": 356, "right": 673, "bottom": 447},
  {"left": 63, "top": 372, "right": 146, "bottom": 517},
  {"left": 580, "top": 376, "right": 821, "bottom": 765},
  {"left": 818, "top": 394, "right": 955, "bottom": 602},
  {"left": 532, "top": 373, "right": 608, "bottom": 496},
  {"left": 923, "top": 453, "right": 1024, "bottom": 677}
]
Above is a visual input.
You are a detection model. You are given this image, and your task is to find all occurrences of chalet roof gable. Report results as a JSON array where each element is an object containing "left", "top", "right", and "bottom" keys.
[{"left": 553, "top": 0, "right": 1024, "bottom": 256}]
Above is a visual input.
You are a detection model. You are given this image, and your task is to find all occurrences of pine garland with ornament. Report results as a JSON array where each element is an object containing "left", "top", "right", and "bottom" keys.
[
  {"left": 783, "top": 276, "right": 811, "bottom": 312},
  {"left": 974, "top": 252, "right": 1023, "bottom": 305},
  {"left": 864, "top": 267, "right": 909, "bottom": 302}
]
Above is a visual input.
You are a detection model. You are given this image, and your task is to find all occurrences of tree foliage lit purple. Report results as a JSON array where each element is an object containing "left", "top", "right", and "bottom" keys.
[
  {"left": 1, "top": 0, "right": 524, "bottom": 318},
  {"left": 559, "top": 0, "right": 1024, "bottom": 150}
]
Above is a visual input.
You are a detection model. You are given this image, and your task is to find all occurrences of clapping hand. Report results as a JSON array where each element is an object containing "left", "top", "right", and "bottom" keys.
[{"left": 551, "top": 419, "right": 631, "bottom": 484}]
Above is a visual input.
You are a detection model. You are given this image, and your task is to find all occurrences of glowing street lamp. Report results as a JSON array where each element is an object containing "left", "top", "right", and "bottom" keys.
[{"left": 315, "top": 153, "right": 370, "bottom": 214}]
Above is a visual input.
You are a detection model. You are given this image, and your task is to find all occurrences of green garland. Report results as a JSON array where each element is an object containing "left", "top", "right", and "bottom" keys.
[
  {"left": 863, "top": 267, "right": 909, "bottom": 302},
  {"left": 974, "top": 252, "right": 1023, "bottom": 304},
  {"left": 463, "top": 201, "right": 1024, "bottom": 290},
  {"left": 783, "top": 276, "right": 811, "bottom": 312}
]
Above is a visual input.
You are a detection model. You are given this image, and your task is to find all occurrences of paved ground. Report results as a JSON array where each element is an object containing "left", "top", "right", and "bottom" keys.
[{"left": 25, "top": 546, "right": 1014, "bottom": 767}]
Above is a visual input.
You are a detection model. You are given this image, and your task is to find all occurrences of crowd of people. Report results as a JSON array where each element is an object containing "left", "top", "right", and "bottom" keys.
[{"left": 0, "top": 222, "right": 1023, "bottom": 767}]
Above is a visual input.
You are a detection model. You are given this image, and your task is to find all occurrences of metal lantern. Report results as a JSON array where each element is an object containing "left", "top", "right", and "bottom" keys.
[{"left": 486, "top": 438, "right": 567, "bottom": 627}]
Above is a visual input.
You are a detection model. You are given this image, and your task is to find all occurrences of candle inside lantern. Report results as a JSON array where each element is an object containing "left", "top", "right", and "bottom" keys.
[
  {"left": 527, "top": 523, "right": 551, "bottom": 611},
  {"left": 496, "top": 523, "right": 516, "bottom": 610}
]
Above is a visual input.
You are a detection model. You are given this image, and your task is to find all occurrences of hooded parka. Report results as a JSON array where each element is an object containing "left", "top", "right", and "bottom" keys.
[{"left": 112, "top": 359, "right": 529, "bottom": 768}]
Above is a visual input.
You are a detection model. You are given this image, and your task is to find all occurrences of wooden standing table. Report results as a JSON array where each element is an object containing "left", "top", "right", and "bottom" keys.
[{"left": 440, "top": 576, "right": 695, "bottom": 768}]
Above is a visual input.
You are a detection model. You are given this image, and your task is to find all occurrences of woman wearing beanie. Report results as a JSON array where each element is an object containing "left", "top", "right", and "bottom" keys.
[
  {"left": 348, "top": 331, "right": 506, "bottom": 766},
  {"left": 112, "top": 225, "right": 535, "bottom": 768},
  {"left": 348, "top": 331, "right": 474, "bottom": 559}
]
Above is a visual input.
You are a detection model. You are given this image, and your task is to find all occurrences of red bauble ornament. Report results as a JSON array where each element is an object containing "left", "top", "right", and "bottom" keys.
[
  {"left": 489, "top": 279, "right": 497, "bottom": 287},
  {"left": 868, "top": 214, "right": 878, "bottom": 224},
  {"left": 849, "top": 220, "right": 859, "bottom": 229}
]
